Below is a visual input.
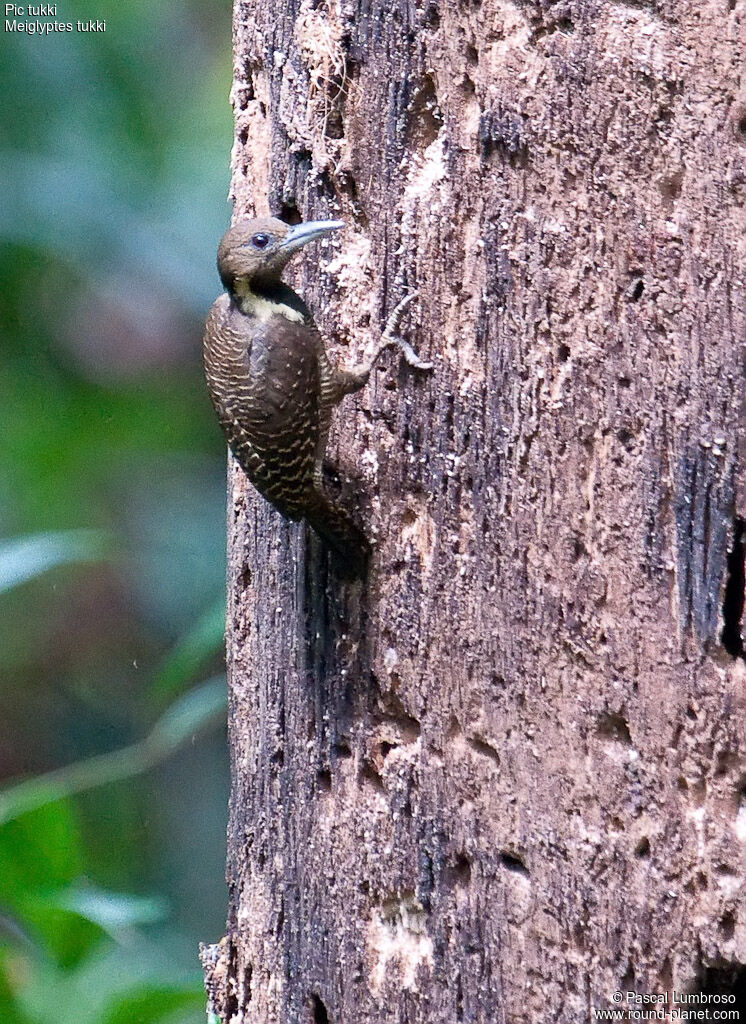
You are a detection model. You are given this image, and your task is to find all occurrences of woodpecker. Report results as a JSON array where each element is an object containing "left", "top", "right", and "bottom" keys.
[{"left": 203, "top": 216, "right": 430, "bottom": 572}]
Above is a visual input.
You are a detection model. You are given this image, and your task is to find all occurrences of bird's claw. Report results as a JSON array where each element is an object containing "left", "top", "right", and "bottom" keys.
[{"left": 382, "top": 291, "right": 432, "bottom": 371}]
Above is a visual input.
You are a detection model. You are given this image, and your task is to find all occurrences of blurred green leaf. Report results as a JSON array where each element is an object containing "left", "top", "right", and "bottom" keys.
[
  {"left": 0, "top": 803, "right": 83, "bottom": 901},
  {"left": 101, "top": 985, "right": 205, "bottom": 1024},
  {"left": 0, "top": 803, "right": 90, "bottom": 968},
  {"left": 0, "top": 530, "right": 109, "bottom": 594},
  {"left": 16, "top": 939, "right": 206, "bottom": 1024},
  {"left": 0, "top": 678, "right": 226, "bottom": 825},
  {"left": 0, "top": 0, "right": 232, "bottom": 1010},
  {"left": 15, "top": 899, "right": 100, "bottom": 971}
]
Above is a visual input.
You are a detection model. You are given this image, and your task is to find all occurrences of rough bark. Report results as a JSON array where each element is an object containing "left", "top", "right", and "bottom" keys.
[{"left": 212, "top": 0, "right": 746, "bottom": 1020}]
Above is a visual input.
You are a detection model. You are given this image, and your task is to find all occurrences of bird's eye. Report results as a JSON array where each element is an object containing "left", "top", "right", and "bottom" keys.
[{"left": 251, "top": 233, "right": 271, "bottom": 249}]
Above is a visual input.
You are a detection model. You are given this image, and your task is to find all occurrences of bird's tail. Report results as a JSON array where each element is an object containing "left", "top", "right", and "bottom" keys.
[{"left": 304, "top": 491, "right": 370, "bottom": 578}]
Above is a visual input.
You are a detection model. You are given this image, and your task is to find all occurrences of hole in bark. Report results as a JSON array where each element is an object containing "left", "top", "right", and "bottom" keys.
[
  {"left": 572, "top": 535, "right": 587, "bottom": 561},
  {"left": 311, "top": 994, "right": 330, "bottom": 1024},
  {"left": 621, "top": 961, "right": 636, "bottom": 990},
  {"left": 447, "top": 715, "right": 462, "bottom": 738},
  {"left": 659, "top": 169, "right": 683, "bottom": 200},
  {"left": 499, "top": 851, "right": 529, "bottom": 876},
  {"left": 716, "top": 749, "right": 741, "bottom": 776},
  {"left": 424, "top": 3, "right": 439, "bottom": 29},
  {"left": 597, "top": 711, "right": 632, "bottom": 745},
  {"left": 722, "top": 518, "right": 746, "bottom": 658},
  {"left": 531, "top": 16, "right": 575, "bottom": 42},
  {"left": 617, "top": 427, "right": 635, "bottom": 449},
  {"left": 466, "top": 43, "right": 478, "bottom": 65},
  {"left": 337, "top": 169, "right": 364, "bottom": 217},
  {"left": 377, "top": 693, "right": 421, "bottom": 741},
  {"left": 406, "top": 74, "right": 444, "bottom": 152},
  {"left": 467, "top": 735, "right": 501, "bottom": 765},
  {"left": 449, "top": 852, "right": 472, "bottom": 886},
  {"left": 630, "top": 279, "right": 644, "bottom": 302},
  {"left": 317, "top": 768, "right": 332, "bottom": 791},
  {"left": 333, "top": 740, "right": 352, "bottom": 758},
  {"left": 659, "top": 957, "right": 673, "bottom": 989},
  {"left": 479, "top": 108, "right": 528, "bottom": 163},
  {"left": 380, "top": 740, "right": 396, "bottom": 758},
  {"left": 696, "top": 962, "right": 746, "bottom": 1011},
  {"left": 540, "top": 15, "right": 577, "bottom": 33},
  {"left": 360, "top": 760, "right": 386, "bottom": 793},
  {"left": 716, "top": 863, "right": 737, "bottom": 877},
  {"left": 721, "top": 912, "right": 736, "bottom": 940},
  {"left": 279, "top": 200, "right": 302, "bottom": 225},
  {"left": 238, "top": 126, "right": 249, "bottom": 146},
  {"left": 558, "top": 342, "right": 570, "bottom": 361},
  {"left": 634, "top": 836, "right": 650, "bottom": 858},
  {"left": 234, "top": 86, "right": 253, "bottom": 110}
]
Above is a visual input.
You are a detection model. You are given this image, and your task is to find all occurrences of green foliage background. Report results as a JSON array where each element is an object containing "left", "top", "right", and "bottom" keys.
[{"left": 0, "top": 2, "right": 233, "bottom": 1019}]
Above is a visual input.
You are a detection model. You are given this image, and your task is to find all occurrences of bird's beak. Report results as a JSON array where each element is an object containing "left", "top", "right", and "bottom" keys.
[{"left": 280, "top": 219, "right": 345, "bottom": 255}]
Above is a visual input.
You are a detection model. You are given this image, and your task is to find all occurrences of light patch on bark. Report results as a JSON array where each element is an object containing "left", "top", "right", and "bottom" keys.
[
  {"left": 399, "top": 498, "right": 437, "bottom": 572},
  {"left": 230, "top": 61, "right": 271, "bottom": 214},
  {"left": 368, "top": 896, "right": 434, "bottom": 994},
  {"left": 325, "top": 233, "right": 372, "bottom": 294},
  {"left": 402, "top": 135, "right": 447, "bottom": 207},
  {"left": 324, "top": 233, "right": 376, "bottom": 348},
  {"left": 736, "top": 795, "right": 746, "bottom": 843}
]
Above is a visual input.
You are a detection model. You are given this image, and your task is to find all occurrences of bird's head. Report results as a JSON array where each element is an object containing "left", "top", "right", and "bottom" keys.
[{"left": 217, "top": 216, "right": 345, "bottom": 293}]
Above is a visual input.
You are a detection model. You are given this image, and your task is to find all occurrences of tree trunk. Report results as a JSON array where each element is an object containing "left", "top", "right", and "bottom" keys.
[{"left": 208, "top": 0, "right": 746, "bottom": 1020}]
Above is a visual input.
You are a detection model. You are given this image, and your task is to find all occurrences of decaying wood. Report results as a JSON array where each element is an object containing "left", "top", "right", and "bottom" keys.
[{"left": 211, "top": 0, "right": 746, "bottom": 1020}]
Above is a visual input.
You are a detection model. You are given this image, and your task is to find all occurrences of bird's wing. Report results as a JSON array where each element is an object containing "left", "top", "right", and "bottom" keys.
[
  {"left": 242, "top": 316, "right": 322, "bottom": 440},
  {"left": 204, "top": 305, "right": 325, "bottom": 514}
]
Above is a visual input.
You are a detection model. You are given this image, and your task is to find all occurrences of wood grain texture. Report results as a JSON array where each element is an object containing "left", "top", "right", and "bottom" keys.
[{"left": 214, "top": 0, "right": 746, "bottom": 1019}]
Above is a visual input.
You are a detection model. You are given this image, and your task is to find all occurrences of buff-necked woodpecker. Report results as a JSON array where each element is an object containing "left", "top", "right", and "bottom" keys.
[{"left": 203, "top": 216, "right": 430, "bottom": 572}]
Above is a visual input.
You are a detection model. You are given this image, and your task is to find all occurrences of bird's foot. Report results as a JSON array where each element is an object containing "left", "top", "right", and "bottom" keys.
[{"left": 382, "top": 291, "right": 432, "bottom": 371}]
